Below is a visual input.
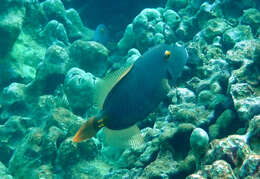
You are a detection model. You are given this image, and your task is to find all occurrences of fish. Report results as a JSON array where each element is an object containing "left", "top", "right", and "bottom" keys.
[
  {"left": 92, "top": 24, "right": 109, "bottom": 46},
  {"left": 73, "top": 43, "right": 188, "bottom": 148}
]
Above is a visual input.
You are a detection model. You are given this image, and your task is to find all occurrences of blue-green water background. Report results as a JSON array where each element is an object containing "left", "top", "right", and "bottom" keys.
[{"left": 0, "top": 0, "right": 259, "bottom": 178}]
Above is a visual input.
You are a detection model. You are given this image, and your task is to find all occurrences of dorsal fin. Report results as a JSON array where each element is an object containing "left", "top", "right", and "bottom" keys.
[{"left": 93, "top": 64, "right": 134, "bottom": 110}]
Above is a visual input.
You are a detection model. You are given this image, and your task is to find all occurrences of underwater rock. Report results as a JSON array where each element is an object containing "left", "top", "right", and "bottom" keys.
[
  {"left": 77, "top": 139, "right": 98, "bottom": 161},
  {"left": 203, "top": 46, "right": 225, "bottom": 62},
  {"left": 65, "top": 8, "right": 85, "bottom": 41},
  {"left": 69, "top": 40, "right": 109, "bottom": 76},
  {"left": 187, "top": 160, "right": 236, "bottom": 179},
  {"left": 227, "top": 41, "right": 260, "bottom": 121},
  {"left": 0, "top": 161, "right": 13, "bottom": 179},
  {"left": 118, "top": 8, "right": 176, "bottom": 53},
  {"left": 126, "top": 48, "right": 141, "bottom": 64},
  {"left": 202, "top": 18, "right": 231, "bottom": 43},
  {"left": 56, "top": 138, "right": 79, "bottom": 167},
  {"left": 103, "top": 145, "right": 143, "bottom": 168},
  {"left": 9, "top": 34, "right": 42, "bottom": 83},
  {"left": 136, "top": 142, "right": 160, "bottom": 167},
  {"left": 171, "top": 154, "right": 196, "bottom": 178},
  {"left": 133, "top": 8, "right": 162, "bottom": 51},
  {"left": 237, "top": 96, "right": 260, "bottom": 122},
  {"left": 65, "top": 8, "right": 93, "bottom": 42},
  {"left": 147, "top": 122, "right": 197, "bottom": 178},
  {"left": 194, "top": 1, "right": 223, "bottom": 30},
  {"left": 168, "top": 103, "right": 209, "bottom": 127},
  {"left": 230, "top": 83, "right": 260, "bottom": 121},
  {"left": 35, "top": 93, "right": 71, "bottom": 117},
  {"left": 202, "top": 134, "right": 251, "bottom": 169},
  {"left": 176, "top": 88, "right": 196, "bottom": 104},
  {"left": 41, "top": 0, "right": 66, "bottom": 23},
  {"left": 0, "top": 63, "right": 22, "bottom": 89},
  {"left": 41, "top": 43, "right": 70, "bottom": 76},
  {"left": 227, "top": 40, "right": 260, "bottom": 83},
  {"left": 8, "top": 128, "right": 45, "bottom": 178},
  {"left": 227, "top": 41, "right": 260, "bottom": 122},
  {"left": 22, "top": 0, "right": 47, "bottom": 30},
  {"left": 43, "top": 107, "right": 83, "bottom": 138},
  {"left": 64, "top": 68, "right": 96, "bottom": 115},
  {"left": 154, "top": 32, "right": 166, "bottom": 45},
  {"left": 176, "top": 17, "right": 196, "bottom": 41},
  {"left": 246, "top": 114, "right": 260, "bottom": 154},
  {"left": 241, "top": 8, "right": 260, "bottom": 33},
  {"left": 1, "top": 83, "right": 26, "bottom": 106},
  {"left": 239, "top": 154, "right": 260, "bottom": 178},
  {"left": 40, "top": 20, "right": 69, "bottom": 46},
  {"left": 212, "top": 35, "right": 222, "bottom": 47},
  {"left": 154, "top": 121, "right": 176, "bottom": 142},
  {"left": 41, "top": 126, "right": 65, "bottom": 161},
  {"left": 0, "top": 0, "right": 25, "bottom": 57},
  {"left": 175, "top": 108, "right": 198, "bottom": 124},
  {"left": 41, "top": 0, "right": 93, "bottom": 42},
  {"left": 68, "top": 160, "right": 104, "bottom": 178},
  {"left": 26, "top": 45, "right": 69, "bottom": 96},
  {"left": 198, "top": 90, "right": 214, "bottom": 108},
  {"left": 41, "top": 45, "right": 69, "bottom": 72},
  {"left": 163, "top": 9, "right": 181, "bottom": 29},
  {"left": 117, "top": 24, "right": 135, "bottom": 53},
  {"left": 223, "top": 25, "right": 253, "bottom": 50},
  {"left": 31, "top": 164, "right": 55, "bottom": 179},
  {"left": 105, "top": 168, "right": 143, "bottom": 179},
  {"left": 208, "top": 109, "right": 236, "bottom": 140},
  {"left": 8, "top": 0, "right": 47, "bottom": 81},
  {"left": 141, "top": 149, "right": 178, "bottom": 178},
  {"left": 6, "top": 108, "right": 83, "bottom": 177},
  {"left": 168, "top": 123, "right": 195, "bottom": 158},
  {"left": 186, "top": 77, "right": 203, "bottom": 94},
  {"left": 0, "top": 116, "right": 32, "bottom": 166},
  {"left": 190, "top": 128, "right": 209, "bottom": 157}
]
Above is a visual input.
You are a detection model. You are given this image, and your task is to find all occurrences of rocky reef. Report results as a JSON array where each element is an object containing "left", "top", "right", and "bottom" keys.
[{"left": 0, "top": 0, "right": 259, "bottom": 178}]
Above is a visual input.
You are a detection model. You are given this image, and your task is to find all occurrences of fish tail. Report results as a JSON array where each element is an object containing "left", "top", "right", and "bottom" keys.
[{"left": 73, "top": 116, "right": 102, "bottom": 143}]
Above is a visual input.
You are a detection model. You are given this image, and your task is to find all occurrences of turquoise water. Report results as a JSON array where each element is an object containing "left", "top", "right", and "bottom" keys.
[{"left": 0, "top": 0, "right": 259, "bottom": 178}]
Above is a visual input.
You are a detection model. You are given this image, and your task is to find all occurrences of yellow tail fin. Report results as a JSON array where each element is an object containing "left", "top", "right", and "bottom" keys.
[{"left": 73, "top": 117, "right": 99, "bottom": 143}]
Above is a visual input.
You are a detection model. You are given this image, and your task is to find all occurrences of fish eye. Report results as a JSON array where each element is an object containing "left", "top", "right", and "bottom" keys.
[{"left": 164, "top": 50, "right": 171, "bottom": 61}]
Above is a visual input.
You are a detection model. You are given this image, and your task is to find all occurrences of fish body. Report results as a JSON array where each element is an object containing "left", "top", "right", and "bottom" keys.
[
  {"left": 103, "top": 44, "right": 184, "bottom": 129},
  {"left": 73, "top": 44, "right": 188, "bottom": 146},
  {"left": 92, "top": 24, "right": 109, "bottom": 46}
]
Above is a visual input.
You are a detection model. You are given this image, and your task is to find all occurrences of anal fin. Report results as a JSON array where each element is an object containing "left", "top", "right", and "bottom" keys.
[{"left": 104, "top": 125, "right": 144, "bottom": 149}]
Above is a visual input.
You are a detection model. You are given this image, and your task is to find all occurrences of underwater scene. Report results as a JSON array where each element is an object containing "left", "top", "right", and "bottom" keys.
[{"left": 0, "top": 0, "right": 260, "bottom": 178}]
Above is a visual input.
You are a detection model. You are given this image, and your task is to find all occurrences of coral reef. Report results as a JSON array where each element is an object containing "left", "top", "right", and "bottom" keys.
[{"left": 0, "top": 0, "right": 259, "bottom": 178}]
